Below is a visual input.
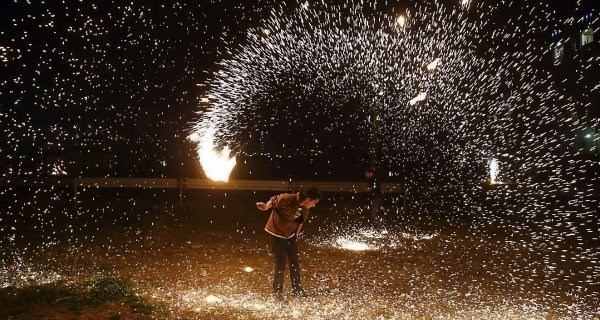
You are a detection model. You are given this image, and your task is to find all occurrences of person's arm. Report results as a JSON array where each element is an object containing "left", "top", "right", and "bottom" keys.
[
  {"left": 256, "top": 195, "right": 278, "bottom": 211},
  {"left": 256, "top": 200, "right": 272, "bottom": 211}
]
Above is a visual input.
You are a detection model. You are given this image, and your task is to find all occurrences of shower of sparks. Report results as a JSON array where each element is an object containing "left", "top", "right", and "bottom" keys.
[
  {"left": 191, "top": 0, "right": 596, "bottom": 203},
  {"left": 311, "top": 224, "right": 439, "bottom": 251},
  {"left": 152, "top": 284, "right": 595, "bottom": 320},
  {"left": 192, "top": 0, "right": 597, "bottom": 281},
  {"left": 1, "top": 0, "right": 598, "bottom": 319}
]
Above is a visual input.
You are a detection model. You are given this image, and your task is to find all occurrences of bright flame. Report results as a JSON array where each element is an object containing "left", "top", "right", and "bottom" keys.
[
  {"left": 461, "top": 0, "right": 471, "bottom": 8},
  {"left": 243, "top": 267, "right": 254, "bottom": 272},
  {"left": 489, "top": 157, "right": 499, "bottom": 184},
  {"left": 336, "top": 237, "right": 371, "bottom": 251},
  {"left": 188, "top": 128, "right": 236, "bottom": 182},
  {"left": 426, "top": 58, "right": 441, "bottom": 71},
  {"left": 409, "top": 92, "right": 427, "bottom": 105}
]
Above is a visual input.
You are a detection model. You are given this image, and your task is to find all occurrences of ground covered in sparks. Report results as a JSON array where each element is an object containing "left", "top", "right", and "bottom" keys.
[{"left": 1, "top": 189, "right": 598, "bottom": 319}]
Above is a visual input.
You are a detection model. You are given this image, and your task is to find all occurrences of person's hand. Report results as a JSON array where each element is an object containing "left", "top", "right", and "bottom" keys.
[{"left": 256, "top": 202, "right": 269, "bottom": 211}]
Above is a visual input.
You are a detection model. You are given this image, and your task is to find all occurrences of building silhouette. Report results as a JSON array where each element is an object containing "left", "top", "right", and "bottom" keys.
[{"left": 549, "top": 0, "right": 599, "bottom": 155}]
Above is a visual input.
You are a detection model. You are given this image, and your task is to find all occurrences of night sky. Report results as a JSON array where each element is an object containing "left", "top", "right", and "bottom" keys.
[{"left": 0, "top": 0, "right": 596, "bottom": 181}]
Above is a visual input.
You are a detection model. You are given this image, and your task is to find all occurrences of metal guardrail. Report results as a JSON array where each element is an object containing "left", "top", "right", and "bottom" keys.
[{"left": 0, "top": 177, "right": 404, "bottom": 193}]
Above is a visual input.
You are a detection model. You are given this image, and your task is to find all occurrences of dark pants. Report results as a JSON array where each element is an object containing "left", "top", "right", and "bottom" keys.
[{"left": 270, "top": 235, "right": 302, "bottom": 294}]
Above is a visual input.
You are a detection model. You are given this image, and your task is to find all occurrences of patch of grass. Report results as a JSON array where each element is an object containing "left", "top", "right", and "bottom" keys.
[
  {"left": 109, "top": 313, "right": 122, "bottom": 320},
  {"left": 0, "top": 282, "right": 78, "bottom": 318},
  {"left": 0, "top": 276, "right": 161, "bottom": 319},
  {"left": 128, "top": 296, "right": 155, "bottom": 315},
  {"left": 87, "top": 276, "right": 133, "bottom": 304}
]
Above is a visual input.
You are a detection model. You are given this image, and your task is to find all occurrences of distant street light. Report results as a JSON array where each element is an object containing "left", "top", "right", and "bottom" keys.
[{"left": 396, "top": 15, "right": 406, "bottom": 29}]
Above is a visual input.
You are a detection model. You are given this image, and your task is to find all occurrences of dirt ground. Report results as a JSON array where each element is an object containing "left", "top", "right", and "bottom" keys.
[{"left": 1, "top": 189, "right": 598, "bottom": 319}]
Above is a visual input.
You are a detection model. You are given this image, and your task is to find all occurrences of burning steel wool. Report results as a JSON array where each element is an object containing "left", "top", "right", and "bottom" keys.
[{"left": 188, "top": 128, "right": 237, "bottom": 182}]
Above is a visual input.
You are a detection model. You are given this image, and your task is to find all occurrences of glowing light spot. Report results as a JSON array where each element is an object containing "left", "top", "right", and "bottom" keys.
[
  {"left": 489, "top": 157, "right": 499, "bottom": 184},
  {"left": 252, "top": 303, "right": 266, "bottom": 310},
  {"left": 205, "top": 295, "right": 222, "bottom": 304},
  {"left": 426, "top": 58, "right": 441, "bottom": 71},
  {"left": 396, "top": 15, "right": 406, "bottom": 28},
  {"left": 244, "top": 266, "right": 254, "bottom": 272},
  {"left": 336, "top": 237, "right": 371, "bottom": 251}
]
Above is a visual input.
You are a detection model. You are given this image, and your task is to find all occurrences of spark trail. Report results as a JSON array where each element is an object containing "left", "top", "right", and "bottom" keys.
[{"left": 191, "top": 0, "right": 598, "bottom": 304}]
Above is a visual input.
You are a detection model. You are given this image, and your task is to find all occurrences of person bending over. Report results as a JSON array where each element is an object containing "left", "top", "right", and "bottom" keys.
[{"left": 256, "top": 187, "right": 321, "bottom": 297}]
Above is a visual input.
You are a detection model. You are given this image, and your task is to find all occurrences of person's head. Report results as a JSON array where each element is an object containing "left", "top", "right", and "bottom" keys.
[{"left": 298, "top": 187, "right": 321, "bottom": 209}]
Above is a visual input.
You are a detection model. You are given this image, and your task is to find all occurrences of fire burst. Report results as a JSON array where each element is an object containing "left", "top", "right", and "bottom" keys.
[{"left": 188, "top": 128, "right": 236, "bottom": 182}]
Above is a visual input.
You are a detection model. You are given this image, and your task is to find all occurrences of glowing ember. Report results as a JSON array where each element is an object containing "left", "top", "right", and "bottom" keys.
[{"left": 188, "top": 128, "right": 236, "bottom": 182}]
